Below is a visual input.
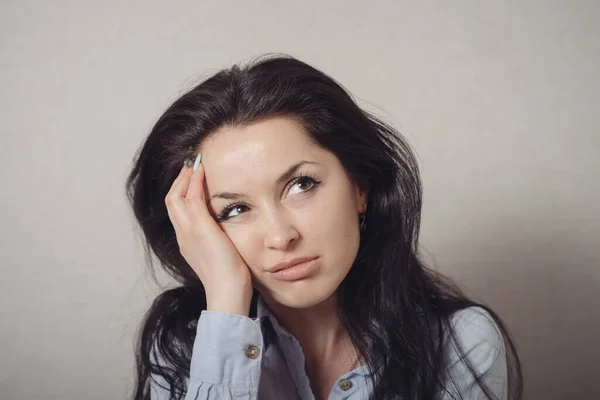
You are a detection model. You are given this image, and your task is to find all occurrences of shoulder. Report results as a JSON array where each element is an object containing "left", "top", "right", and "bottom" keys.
[
  {"left": 445, "top": 306, "right": 506, "bottom": 375},
  {"left": 449, "top": 306, "right": 502, "bottom": 344}
]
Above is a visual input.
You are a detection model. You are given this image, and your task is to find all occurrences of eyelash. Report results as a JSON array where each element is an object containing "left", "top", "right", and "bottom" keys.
[{"left": 215, "top": 173, "right": 322, "bottom": 222}]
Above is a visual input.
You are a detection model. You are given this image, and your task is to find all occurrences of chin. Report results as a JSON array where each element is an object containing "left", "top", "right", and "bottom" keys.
[{"left": 264, "top": 281, "right": 339, "bottom": 310}]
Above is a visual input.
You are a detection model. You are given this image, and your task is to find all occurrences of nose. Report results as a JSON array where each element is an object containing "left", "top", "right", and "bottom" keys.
[{"left": 262, "top": 211, "right": 300, "bottom": 250}]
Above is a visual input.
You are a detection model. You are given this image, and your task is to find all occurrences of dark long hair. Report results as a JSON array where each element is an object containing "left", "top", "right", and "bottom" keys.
[{"left": 126, "top": 54, "right": 523, "bottom": 400}]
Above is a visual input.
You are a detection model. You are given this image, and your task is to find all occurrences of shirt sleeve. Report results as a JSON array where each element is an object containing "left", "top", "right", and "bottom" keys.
[
  {"left": 150, "top": 311, "right": 265, "bottom": 400},
  {"left": 441, "top": 307, "right": 508, "bottom": 400}
]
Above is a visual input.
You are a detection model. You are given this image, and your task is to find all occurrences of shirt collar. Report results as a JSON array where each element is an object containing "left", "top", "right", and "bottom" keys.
[
  {"left": 257, "top": 293, "right": 296, "bottom": 341},
  {"left": 256, "top": 293, "right": 371, "bottom": 377}
]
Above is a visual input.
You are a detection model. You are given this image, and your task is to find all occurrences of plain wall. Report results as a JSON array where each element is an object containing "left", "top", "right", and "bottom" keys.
[{"left": 1, "top": 1, "right": 598, "bottom": 399}]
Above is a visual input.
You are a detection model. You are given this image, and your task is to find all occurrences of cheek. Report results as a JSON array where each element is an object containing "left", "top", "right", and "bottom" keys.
[
  {"left": 221, "top": 226, "right": 262, "bottom": 268},
  {"left": 305, "top": 191, "right": 360, "bottom": 252}
]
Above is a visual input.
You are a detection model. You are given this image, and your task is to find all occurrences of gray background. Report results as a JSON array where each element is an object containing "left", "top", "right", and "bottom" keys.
[{"left": 1, "top": 1, "right": 598, "bottom": 399}]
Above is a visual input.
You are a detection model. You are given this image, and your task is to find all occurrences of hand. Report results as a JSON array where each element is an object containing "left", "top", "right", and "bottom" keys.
[{"left": 165, "top": 154, "right": 253, "bottom": 316}]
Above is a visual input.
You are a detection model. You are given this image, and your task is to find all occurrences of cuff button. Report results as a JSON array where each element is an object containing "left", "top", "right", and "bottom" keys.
[
  {"left": 339, "top": 379, "right": 353, "bottom": 391},
  {"left": 246, "top": 345, "right": 260, "bottom": 359}
]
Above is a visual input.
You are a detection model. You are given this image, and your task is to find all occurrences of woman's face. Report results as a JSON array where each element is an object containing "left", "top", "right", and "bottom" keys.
[{"left": 199, "top": 116, "right": 367, "bottom": 309}]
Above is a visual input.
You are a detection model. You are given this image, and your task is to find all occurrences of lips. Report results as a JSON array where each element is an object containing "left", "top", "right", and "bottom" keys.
[{"left": 268, "top": 256, "right": 318, "bottom": 273}]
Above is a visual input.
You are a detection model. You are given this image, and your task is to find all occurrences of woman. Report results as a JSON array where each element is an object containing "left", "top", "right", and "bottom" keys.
[{"left": 126, "top": 55, "right": 523, "bottom": 400}]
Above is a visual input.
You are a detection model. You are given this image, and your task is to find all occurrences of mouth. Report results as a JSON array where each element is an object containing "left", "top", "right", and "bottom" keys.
[
  {"left": 268, "top": 257, "right": 320, "bottom": 281},
  {"left": 268, "top": 256, "right": 319, "bottom": 273}
]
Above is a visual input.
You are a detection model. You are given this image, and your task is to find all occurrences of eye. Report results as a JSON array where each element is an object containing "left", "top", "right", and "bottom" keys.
[
  {"left": 216, "top": 173, "right": 321, "bottom": 222},
  {"left": 287, "top": 174, "right": 321, "bottom": 196},
  {"left": 216, "top": 203, "right": 249, "bottom": 222}
]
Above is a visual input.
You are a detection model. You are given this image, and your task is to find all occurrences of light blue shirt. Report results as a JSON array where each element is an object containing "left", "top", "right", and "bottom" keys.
[{"left": 151, "top": 295, "right": 507, "bottom": 399}]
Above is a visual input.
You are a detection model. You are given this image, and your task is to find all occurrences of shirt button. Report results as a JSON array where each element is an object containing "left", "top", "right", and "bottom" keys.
[
  {"left": 245, "top": 345, "right": 260, "bottom": 359},
  {"left": 339, "top": 379, "right": 353, "bottom": 391}
]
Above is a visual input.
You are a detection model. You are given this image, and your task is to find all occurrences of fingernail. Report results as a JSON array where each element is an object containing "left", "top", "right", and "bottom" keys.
[
  {"left": 184, "top": 159, "right": 193, "bottom": 168},
  {"left": 193, "top": 153, "right": 202, "bottom": 171}
]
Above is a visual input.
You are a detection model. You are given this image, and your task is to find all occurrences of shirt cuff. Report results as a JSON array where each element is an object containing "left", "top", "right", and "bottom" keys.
[{"left": 189, "top": 311, "right": 264, "bottom": 391}]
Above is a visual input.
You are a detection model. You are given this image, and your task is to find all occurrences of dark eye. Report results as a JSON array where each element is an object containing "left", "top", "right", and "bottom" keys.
[
  {"left": 217, "top": 203, "right": 248, "bottom": 221},
  {"left": 216, "top": 174, "right": 321, "bottom": 222},
  {"left": 287, "top": 175, "right": 320, "bottom": 196}
]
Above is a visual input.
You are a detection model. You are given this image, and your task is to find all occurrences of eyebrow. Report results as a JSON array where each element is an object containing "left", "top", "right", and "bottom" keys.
[{"left": 210, "top": 161, "right": 319, "bottom": 201}]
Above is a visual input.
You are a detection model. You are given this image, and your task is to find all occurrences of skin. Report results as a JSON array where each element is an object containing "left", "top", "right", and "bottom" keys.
[{"left": 167, "top": 116, "right": 367, "bottom": 399}]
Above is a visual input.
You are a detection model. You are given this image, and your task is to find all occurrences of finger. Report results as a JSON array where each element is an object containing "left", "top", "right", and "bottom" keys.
[
  {"left": 166, "top": 164, "right": 194, "bottom": 231},
  {"left": 168, "top": 163, "right": 193, "bottom": 199},
  {"left": 185, "top": 154, "right": 210, "bottom": 219}
]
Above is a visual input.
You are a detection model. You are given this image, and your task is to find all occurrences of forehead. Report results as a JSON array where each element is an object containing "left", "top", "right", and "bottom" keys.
[
  {"left": 200, "top": 117, "right": 337, "bottom": 195},
  {"left": 199, "top": 117, "right": 327, "bottom": 188}
]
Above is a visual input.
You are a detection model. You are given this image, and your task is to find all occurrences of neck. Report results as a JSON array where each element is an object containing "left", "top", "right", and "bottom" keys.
[{"left": 263, "top": 292, "right": 356, "bottom": 371}]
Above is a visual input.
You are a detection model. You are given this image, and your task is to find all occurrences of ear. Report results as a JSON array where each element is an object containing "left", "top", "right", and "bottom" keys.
[{"left": 355, "top": 179, "right": 370, "bottom": 212}]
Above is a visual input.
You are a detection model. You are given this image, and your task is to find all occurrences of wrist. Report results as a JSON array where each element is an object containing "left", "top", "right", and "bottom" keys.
[{"left": 206, "top": 286, "right": 253, "bottom": 316}]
